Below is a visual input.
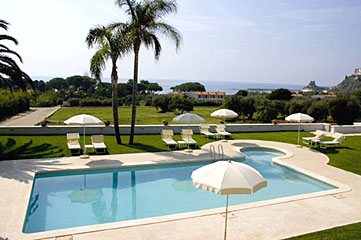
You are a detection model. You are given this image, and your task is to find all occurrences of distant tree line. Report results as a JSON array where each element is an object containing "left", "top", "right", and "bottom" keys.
[{"left": 223, "top": 88, "right": 361, "bottom": 125}]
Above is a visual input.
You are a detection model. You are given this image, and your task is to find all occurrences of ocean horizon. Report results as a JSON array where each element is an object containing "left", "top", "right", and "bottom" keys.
[{"left": 32, "top": 76, "right": 306, "bottom": 95}]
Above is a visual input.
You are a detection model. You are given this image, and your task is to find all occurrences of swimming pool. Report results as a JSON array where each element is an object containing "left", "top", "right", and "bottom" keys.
[{"left": 23, "top": 148, "right": 335, "bottom": 233}]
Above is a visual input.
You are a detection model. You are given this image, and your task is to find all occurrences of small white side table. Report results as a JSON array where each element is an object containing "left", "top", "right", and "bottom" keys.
[
  {"left": 177, "top": 141, "right": 187, "bottom": 149},
  {"left": 84, "top": 144, "right": 94, "bottom": 154}
]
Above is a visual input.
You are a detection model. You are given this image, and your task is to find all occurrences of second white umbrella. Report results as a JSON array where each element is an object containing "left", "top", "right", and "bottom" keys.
[
  {"left": 210, "top": 109, "right": 238, "bottom": 122},
  {"left": 285, "top": 113, "right": 314, "bottom": 146}
]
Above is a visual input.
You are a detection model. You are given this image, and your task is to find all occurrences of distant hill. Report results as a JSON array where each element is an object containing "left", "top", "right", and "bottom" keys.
[{"left": 333, "top": 74, "right": 361, "bottom": 93}]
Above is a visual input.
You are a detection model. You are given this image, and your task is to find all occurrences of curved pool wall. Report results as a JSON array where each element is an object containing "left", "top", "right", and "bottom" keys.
[{"left": 23, "top": 148, "right": 336, "bottom": 234}]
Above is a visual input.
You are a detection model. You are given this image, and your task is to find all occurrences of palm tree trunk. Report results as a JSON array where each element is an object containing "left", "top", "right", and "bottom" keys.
[
  {"left": 111, "top": 61, "right": 122, "bottom": 144},
  {"left": 129, "top": 44, "right": 140, "bottom": 144}
]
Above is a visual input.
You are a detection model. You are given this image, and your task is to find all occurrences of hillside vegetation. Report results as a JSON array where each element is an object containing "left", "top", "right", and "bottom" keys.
[{"left": 334, "top": 75, "right": 361, "bottom": 93}]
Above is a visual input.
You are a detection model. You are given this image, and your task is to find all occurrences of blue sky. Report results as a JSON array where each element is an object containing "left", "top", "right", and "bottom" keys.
[{"left": 2, "top": 0, "right": 361, "bottom": 86}]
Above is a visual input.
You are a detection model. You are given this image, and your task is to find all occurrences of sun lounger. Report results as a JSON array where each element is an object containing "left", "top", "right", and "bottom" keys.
[
  {"left": 67, "top": 133, "right": 81, "bottom": 155},
  {"left": 302, "top": 130, "right": 326, "bottom": 145},
  {"left": 200, "top": 124, "right": 215, "bottom": 138},
  {"left": 91, "top": 135, "right": 107, "bottom": 154},
  {"left": 317, "top": 132, "right": 345, "bottom": 149},
  {"left": 161, "top": 129, "right": 178, "bottom": 149},
  {"left": 216, "top": 124, "right": 232, "bottom": 138},
  {"left": 181, "top": 129, "right": 198, "bottom": 147}
]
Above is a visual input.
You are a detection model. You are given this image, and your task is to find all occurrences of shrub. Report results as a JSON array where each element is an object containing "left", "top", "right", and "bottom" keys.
[
  {"left": 289, "top": 98, "right": 312, "bottom": 114},
  {"left": 307, "top": 100, "right": 329, "bottom": 122},
  {"left": 68, "top": 98, "right": 80, "bottom": 107},
  {"left": 0, "top": 89, "right": 31, "bottom": 120},
  {"left": 79, "top": 98, "right": 112, "bottom": 107},
  {"left": 268, "top": 88, "right": 292, "bottom": 101},
  {"left": 222, "top": 96, "right": 256, "bottom": 120},
  {"left": 195, "top": 100, "right": 222, "bottom": 106},
  {"left": 36, "top": 90, "right": 59, "bottom": 107},
  {"left": 152, "top": 94, "right": 172, "bottom": 113},
  {"left": 329, "top": 97, "right": 360, "bottom": 125},
  {"left": 169, "top": 94, "right": 195, "bottom": 113},
  {"left": 255, "top": 99, "right": 279, "bottom": 123},
  {"left": 145, "top": 95, "right": 153, "bottom": 106}
]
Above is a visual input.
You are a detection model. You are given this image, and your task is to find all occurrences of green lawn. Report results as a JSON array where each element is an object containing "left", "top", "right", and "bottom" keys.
[
  {"left": 285, "top": 222, "right": 361, "bottom": 240},
  {"left": 48, "top": 106, "right": 231, "bottom": 125},
  {"left": 1, "top": 132, "right": 360, "bottom": 176}
]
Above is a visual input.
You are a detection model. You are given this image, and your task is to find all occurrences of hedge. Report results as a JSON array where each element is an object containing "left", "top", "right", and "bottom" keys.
[{"left": 0, "top": 89, "right": 31, "bottom": 120}]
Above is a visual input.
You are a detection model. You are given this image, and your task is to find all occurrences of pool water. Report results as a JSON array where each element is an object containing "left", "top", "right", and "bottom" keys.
[{"left": 23, "top": 148, "right": 335, "bottom": 233}]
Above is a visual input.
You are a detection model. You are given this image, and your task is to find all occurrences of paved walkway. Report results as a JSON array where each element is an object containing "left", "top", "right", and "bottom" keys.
[
  {"left": 1, "top": 140, "right": 360, "bottom": 240},
  {"left": 0, "top": 106, "right": 60, "bottom": 126}
]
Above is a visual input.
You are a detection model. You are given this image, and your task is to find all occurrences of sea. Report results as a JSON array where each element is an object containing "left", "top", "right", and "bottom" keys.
[{"left": 32, "top": 76, "right": 305, "bottom": 95}]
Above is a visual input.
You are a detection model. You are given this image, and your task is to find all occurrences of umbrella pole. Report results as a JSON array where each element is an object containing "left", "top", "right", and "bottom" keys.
[
  {"left": 298, "top": 124, "right": 300, "bottom": 145},
  {"left": 224, "top": 194, "right": 229, "bottom": 240},
  {"left": 83, "top": 125, "right": 86, "bottom": 155}
]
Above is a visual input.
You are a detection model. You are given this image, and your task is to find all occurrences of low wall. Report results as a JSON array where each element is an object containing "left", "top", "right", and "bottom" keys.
[
  {"left": 331, "top": 125, "right": 361, "bottom": 134},
  {"left": 0, "top": 123, "right": 328, "bottom": 136}
]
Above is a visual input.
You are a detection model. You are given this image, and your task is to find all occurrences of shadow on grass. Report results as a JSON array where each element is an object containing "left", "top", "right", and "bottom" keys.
[
  {"left": 0, "top": 138, "right": 65, "bottom": 160},
  {"left": 311, "top": 146, "right": 354, "bottom": 155},
  {"left": 122, "top": 142, "right": 167, "bottom": 153},
  {"left": 0, "top": 138, "right": 69, "bottom": 183}
]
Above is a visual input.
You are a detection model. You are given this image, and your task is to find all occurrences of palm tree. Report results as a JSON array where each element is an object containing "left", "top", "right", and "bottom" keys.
[
  {"left": 0, "top": 19, "right": 33, "bottom": 91},
  {"left": 114, "top": 0, "right": 182, "bottom": 144},
  {"left": 86, "top": 26, "right": 131, "bottom": 144}
]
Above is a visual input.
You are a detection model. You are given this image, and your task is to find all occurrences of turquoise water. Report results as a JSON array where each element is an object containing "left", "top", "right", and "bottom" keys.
[{"left": 23, "top": 149, "right": 335, "bottom": 233}]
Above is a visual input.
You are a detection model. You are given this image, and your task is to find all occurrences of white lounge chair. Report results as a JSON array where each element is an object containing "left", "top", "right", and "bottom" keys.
[
  {"left": 200, "top": 124, "right": 215, "bottom": 138},
  {"left": 67, "top": 133, "right": 81, "bottom": 155},
  {"left": 317, "top": 133, "right": 345, "bottom": 149},
  {"left": 302, "top": 130, "right": 326, "bottom": 145},
  {"left": 91, "top": 135, "right": 107, "bottom": 154},
  {"left": 216, "top": 124, "right": 232, "bottom": 138},
  {"left": 181, "top": 129, "right": 198, "bottom": 147},
  {"left": 161, "top": 129, "right": 178, "bottom": 149}
]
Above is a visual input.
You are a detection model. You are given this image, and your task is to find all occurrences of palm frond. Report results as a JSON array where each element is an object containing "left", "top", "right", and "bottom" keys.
[
  {"left": 116, "top": 0, "right": 137, "bottom": 19},
  {"left": 86, "top": 26, "right": 107, "bottom": 48},
  {"left": 0, "top": 54, "right": 22, "bottom": 70},
  {"left": 0, "top": 34, "right": 18, "bottom": 45},
  {"left": 152, "top": 21, "right": 182, "bottom": 50},
  {"left": 148, "top": 0, "right": 177, "bottom": 18},
  {"left": 0, "top": 20, "right": 9, "bottom": 31},
  {"left": 89, "top": 46, "right": 109, "bottom": 80},
  {"left": 149, "top": 33, "right": 161, "bottom": 60},
  {"left": 0, "top": 49, "right": 23, "bottom": 62}
]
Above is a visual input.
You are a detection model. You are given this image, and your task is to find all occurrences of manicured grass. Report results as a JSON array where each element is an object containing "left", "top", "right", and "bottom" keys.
[
  {"left": 0, "top": 134, "right": 215, "bottom": 160},
  {"left": 1, "top": 132, "right": 360, "bottom": 177},
  {"left": 285, "top": 222, "right": 361, "bottom": 240},
  {"left": 48, "top": 106, "right": 230, "bottom": 125}
]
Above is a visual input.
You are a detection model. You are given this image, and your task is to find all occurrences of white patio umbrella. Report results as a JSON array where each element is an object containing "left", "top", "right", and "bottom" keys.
[
  {"left": 210, "top": 109, "right": 238, "bottom": 122},
  {"left": 192, "top": 160, "right": 267, "bottom": 240},
  {"left": 173, "top": 113, "right": 205, "bottom": 152},
  {"left": 64, "top": 114, "right": 103, "bottom": 158},
  {"left": 285, "top": 113, "right": 314, "bottom": 147},
  {"left": 211, "top": 109, "right": 238, "bottom": 142},
  {"left": 173, "top": 113, "right": 205, "bottom": 125}
]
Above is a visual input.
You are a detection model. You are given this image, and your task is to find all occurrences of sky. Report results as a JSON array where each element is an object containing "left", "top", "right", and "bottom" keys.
[{"left": 2, "top": 0, "right": 361, "bottom": 86}]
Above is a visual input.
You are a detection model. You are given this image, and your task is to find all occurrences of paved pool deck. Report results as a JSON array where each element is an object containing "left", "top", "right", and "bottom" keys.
[{"left": 0, "top": 140, "right": 360, "bottom": 240}]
